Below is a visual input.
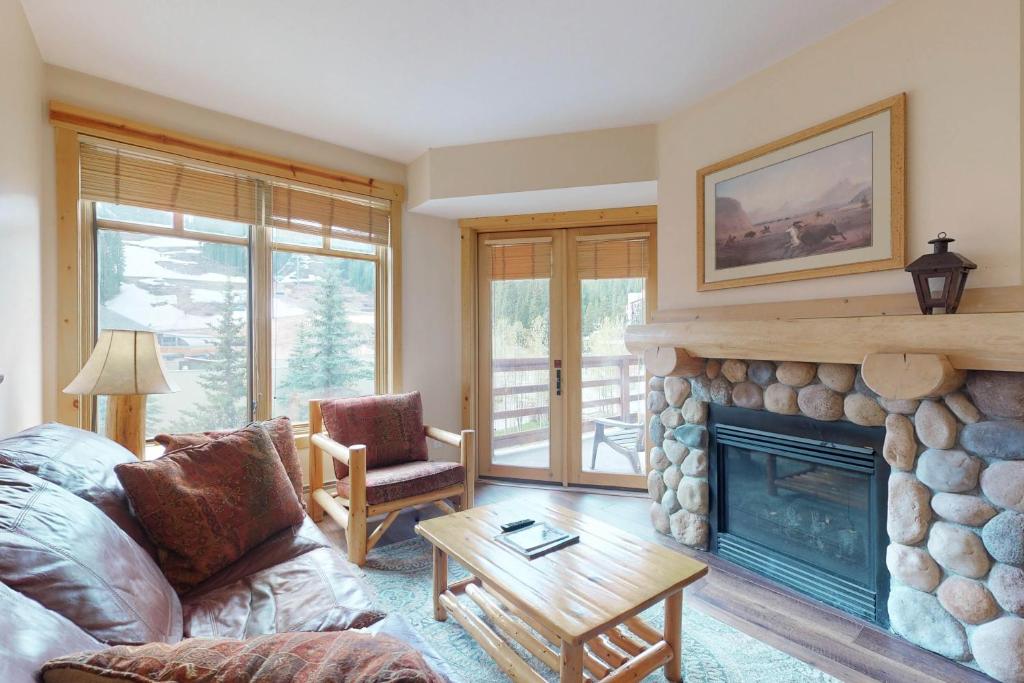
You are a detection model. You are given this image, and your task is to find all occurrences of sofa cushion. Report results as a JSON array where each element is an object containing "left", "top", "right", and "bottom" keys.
[
  {"left": 116, "top": 424, "right": 305, "bottom": 593},
  {"left": 0, "top": 581, "right": 102, "bottom": 683},
  {"left": 181, "top": 547, "right": 383, "bottom": 638},
  {"left": 183, "top": 516, "right": 332, "bottom": 598},
  {"left": 0, "top": 422, "right": 155, "bottom": 555},
  {"left": 321, "top": 391, "right": 428, "bottom": 479},
  {"left": 41, "top": 630, "right": 445, "bottom": 683},
  {"left": 154, "top": 416, "right": 305, "bottom": 510},
  {"left": 336, "top": 460, "right": 464, "bottom": 505},
  {"left": 0, "top": 465, "right": 183, "bottom": 645}
]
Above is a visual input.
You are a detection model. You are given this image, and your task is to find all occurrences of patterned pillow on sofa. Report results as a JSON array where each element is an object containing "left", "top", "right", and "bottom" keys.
[
  {"left": 115, "top": 424, "right": 305, "bottom": 593},
  {"left": 41, "top": 630, "right": 446, "bottom": 683},
  {"left": 154, "top": 416, "right": 305, "bottom": 510}
]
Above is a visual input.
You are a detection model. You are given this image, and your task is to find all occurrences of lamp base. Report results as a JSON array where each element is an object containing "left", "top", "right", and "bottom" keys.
[{"left": 106, "top": 394, "right": 147, "bottom": 460}]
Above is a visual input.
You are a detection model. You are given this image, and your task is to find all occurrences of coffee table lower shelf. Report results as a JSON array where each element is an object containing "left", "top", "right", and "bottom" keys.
[{"left": 433, "top": 562, "right": 682, "bottom": 683}]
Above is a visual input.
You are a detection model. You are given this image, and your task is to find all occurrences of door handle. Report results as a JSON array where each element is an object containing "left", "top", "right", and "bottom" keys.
[{"left": 554, "top": 361, "right": 562, "bottom": 397}]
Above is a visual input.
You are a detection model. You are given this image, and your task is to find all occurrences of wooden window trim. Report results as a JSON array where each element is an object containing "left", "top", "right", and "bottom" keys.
[
  {"left": 50, "top": 101, "right": 404, "bottom": 202},
  {"left": 54, "top": 112, "right": 405, "bottom": 432}
]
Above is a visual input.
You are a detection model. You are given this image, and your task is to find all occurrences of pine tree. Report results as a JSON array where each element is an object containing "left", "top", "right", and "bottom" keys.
[
  {"left": 282, "top": 267, "right": 371, "bottom": 420},
  {"left": 98, "top": 231, "right": 126, "bottom": 303},
  {"left": 179, "top": 287, "right": 248, "bottom": 430}
]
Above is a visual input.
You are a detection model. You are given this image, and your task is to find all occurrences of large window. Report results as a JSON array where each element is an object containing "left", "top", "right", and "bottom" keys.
[{"left": 85, "top": 141, "right": 393, "bottom": 438}]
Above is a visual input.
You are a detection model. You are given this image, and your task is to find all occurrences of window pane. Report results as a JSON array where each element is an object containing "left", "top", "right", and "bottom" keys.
[
  {"left": 183, "top": 214, "right": 249, "bottom": 239},
  {"left": 96, "top": 202, "right": 173, "bottom": 228},
  {"left": 580, "top": 277, "right": 646, "bottom": 474},
  {"left": 490, "top": 278, "right": 551, "bottom": 469},
  {"left": 329, "top": 237, "right": 375, "bottom": 254},
  {"left": 272, "top": 228, "right": 322, "bottom": 248},
  {"left": 272, "top": 251, "right": 376, "bottom": 421},
  {"left": 96, "top": 226, "right": 251, "bottom": 436}
]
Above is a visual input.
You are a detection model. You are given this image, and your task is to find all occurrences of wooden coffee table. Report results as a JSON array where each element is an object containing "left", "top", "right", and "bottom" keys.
[{"left": 415, "top": 501, "right": 708, "bottom": 682}]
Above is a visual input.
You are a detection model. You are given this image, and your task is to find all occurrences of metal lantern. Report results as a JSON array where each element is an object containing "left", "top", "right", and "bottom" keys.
[{"left": 905, "top": 232, "right": 977, "bottom": 314}]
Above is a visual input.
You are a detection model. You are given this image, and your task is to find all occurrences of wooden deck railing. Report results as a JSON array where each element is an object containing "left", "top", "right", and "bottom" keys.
[{"left": 492, "top": 354, "right": 643, "bottom": 448}]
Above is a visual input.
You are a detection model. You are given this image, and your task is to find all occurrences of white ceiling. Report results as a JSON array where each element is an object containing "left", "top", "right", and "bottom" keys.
[{"left": 22, "top": 0, "right": 892, "bottom": 164}]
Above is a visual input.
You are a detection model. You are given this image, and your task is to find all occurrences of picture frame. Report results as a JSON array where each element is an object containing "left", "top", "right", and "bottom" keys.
[{"left": 697, "top": 94, "right": 906, "bottom": 291}]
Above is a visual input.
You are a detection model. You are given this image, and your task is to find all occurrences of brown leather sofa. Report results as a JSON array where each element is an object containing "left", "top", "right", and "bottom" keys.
[{"left": 0, "top": 423, "right": 456, "bottom": 682}]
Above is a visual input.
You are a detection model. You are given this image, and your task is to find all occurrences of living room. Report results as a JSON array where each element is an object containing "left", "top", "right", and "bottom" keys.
[{"left": 1, "top": 0, "right": 1022, "bottom": 681}]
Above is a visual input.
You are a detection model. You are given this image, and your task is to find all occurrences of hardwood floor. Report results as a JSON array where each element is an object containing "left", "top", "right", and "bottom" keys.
[{"left": 317, "top": 480, "right": 990, "bottom": 683}]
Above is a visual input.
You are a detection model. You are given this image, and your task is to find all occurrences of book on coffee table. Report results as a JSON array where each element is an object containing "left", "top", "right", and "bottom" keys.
[{"left": 494, "top": 521, "right": 579, "bottom": 559}]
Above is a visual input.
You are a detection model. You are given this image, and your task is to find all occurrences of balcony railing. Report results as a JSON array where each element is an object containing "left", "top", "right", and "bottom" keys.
[{"left": 492, "top": 354, "right": 643, "bottom": 449}]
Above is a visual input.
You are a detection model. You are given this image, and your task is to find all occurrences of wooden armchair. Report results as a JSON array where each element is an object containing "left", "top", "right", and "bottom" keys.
[{"left": 307, "top": 394, "right": 475, "bottom": 566}]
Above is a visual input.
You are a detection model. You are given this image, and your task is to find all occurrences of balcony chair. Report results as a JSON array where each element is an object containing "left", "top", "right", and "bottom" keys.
[
  {"left": 307, "top": 391, "right": 475, "bottom": 566},
  {"left": 590, "top": 416, "right": 643, "bottom": 473}
]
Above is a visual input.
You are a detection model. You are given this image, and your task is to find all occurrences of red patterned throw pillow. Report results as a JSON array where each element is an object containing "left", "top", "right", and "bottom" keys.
[
  {"left": 41, "top": 631, "right": 446, "bottom": 683},
  {"left": 115, "top": 424, "right": 305, "bottom": 593},
  {"left": 321, "top": 391, "right": 428, "bottom": 479},
  {"left": 154, "top": 416, "right": 305, "bottom": 510}
]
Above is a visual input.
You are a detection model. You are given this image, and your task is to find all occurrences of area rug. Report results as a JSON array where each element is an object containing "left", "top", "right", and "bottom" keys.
[{"left": 361, "top": 538, "right": 838, "bottom": 683}]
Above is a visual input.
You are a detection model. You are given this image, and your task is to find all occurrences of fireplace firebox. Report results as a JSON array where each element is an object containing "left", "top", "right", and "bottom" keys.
[{"left": 708, "top": 405, "right": 890, "bottom": 626}]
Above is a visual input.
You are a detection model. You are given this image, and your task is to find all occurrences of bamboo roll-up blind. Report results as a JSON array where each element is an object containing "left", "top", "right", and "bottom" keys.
[
  {"left": 270, "top": 182, "right": 391, "bottom": 246},
  {"left": 80, "top": 142, "right": 259, "bottom": 224},
  {"left": 488, "top": 239, "right": 553, "bottom": 280},
  {"left": 576, "top": 235, "right": 649, "bottom": 279}
]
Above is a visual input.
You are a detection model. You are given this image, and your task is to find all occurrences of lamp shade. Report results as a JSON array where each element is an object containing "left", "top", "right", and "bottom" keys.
[{"left": 64, "top": 329, "right": 178, "bottom": 396}]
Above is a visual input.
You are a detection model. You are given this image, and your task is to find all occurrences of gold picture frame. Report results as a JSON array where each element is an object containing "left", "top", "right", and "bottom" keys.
[{"left": 697, "top": 93, "right": 906, "bottom": 291}]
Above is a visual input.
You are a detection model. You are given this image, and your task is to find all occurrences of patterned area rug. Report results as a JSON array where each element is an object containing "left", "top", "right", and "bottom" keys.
[{"left": 360, "top": 538, "right": 838, "bottom": 683}]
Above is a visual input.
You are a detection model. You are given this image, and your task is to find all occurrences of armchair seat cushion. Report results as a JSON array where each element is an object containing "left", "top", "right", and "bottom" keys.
[{"left": 336, "top": 461, "right": 464, "bottom": 506}]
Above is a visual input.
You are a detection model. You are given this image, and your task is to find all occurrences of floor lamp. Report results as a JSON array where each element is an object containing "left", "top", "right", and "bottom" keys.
[{"left": 64, "top": 329, "right": 178, "bottom": 459}]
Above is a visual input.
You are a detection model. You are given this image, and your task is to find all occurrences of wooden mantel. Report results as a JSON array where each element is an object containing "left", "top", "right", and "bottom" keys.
[{"left": 625, "top": 311, "right": 1024, "bottom": 392}]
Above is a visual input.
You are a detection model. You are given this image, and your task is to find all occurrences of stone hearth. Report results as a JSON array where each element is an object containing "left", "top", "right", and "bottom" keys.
[{"left": 646, "top": 359, "right": 1024, "bottom": 682}]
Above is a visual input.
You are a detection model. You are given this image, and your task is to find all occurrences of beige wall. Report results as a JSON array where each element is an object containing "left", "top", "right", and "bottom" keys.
[
  {"left": 409, "top": 124, "right": 657, "bottom": 208},
  {"left": 39, "top": 68, "right": 463, "bottom": 473},
  {"left": 0, "top": 0, "right": 45, "bottom": 436},
  {"left": 657, "top": 0, "right": 1022, "bottom": 310}
]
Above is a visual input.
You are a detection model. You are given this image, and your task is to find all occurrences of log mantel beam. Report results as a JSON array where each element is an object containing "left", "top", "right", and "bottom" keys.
[
  {"left": 625, "top": 312, "right": 1024, "bottom": 375},
  {"left": 860, "top": 353, "right": 965, "bottom": 400}
]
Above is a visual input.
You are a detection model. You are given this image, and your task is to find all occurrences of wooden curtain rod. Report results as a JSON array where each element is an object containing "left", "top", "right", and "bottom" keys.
[{"left": 48, "top": 101, "right": 405, "bottom": 203}]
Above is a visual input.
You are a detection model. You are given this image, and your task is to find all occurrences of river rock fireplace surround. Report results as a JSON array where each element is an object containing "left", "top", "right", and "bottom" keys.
[{"left": 627, "top": 311, "right": 1024, "bottom": 682}]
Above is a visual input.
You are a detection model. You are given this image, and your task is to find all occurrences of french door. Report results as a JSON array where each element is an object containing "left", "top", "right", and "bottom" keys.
[{"left": 476, "top": 224, "right": 654, "bottom": 489}]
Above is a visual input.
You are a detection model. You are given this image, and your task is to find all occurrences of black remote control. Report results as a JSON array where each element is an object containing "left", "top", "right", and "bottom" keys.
[{"left": 500, "top": 519, "right": 534, "bottom": 532}]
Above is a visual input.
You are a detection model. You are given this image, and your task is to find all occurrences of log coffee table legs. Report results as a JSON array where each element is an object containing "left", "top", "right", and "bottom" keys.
[
  {"left": 428, "top": 546, "right": 687, "bottom": 682},
  {"left": 664, "top": 590, "right": 683, "bottom": 682},
  {"left": 559, "top": 642, "right": 584, "bottom": 682},
  {"left": 432, "top": 545, "right": 447, "bottom": 621}
]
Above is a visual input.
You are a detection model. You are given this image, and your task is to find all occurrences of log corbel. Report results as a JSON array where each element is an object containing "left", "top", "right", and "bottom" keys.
[
  {"left": 861, "top": 353, "right": 966, "bottom": 400},
  {"left": 641, "top": 346, "right": 706, "bottom": 377}
]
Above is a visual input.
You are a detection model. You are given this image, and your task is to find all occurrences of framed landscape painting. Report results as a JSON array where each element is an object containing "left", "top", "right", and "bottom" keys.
[{"left": 697, "top": 94, "right": 905, "bottom": 290}]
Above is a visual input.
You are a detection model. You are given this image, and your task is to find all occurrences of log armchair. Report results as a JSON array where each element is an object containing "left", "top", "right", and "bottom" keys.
[{"left": 307, "top": 391, "right": 475, "bottom": 566}]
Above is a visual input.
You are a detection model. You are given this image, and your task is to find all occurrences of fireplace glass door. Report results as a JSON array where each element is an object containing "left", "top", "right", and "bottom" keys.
[
  {"left": 710, "top": 409, "right": 889, "bottom": 626},
  {"left": 721, "top": 447, "right": 871, "bottom": 585}
]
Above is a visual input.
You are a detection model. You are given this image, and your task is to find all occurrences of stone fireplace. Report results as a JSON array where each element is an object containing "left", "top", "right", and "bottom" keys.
[{"left": 644, "top": 357, "right": 1024, "bottom": 681}]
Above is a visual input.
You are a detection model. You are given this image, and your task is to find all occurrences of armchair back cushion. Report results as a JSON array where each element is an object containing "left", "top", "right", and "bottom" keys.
[
  {"left": 321, "top": 391, "right": 428, "bottom": 479},
  {"left": 154, "top": 416, "right": 305, "bottom": 510},
  {"left": 115, "top": 425, "right": 305, "bottom": 593}
]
